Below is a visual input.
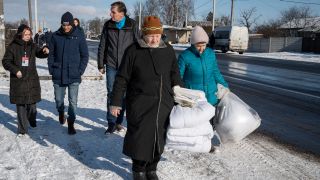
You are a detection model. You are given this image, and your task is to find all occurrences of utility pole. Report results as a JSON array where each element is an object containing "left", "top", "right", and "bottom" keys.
[
  {"left": 35, "top": 0, "right": 38, "bottom": 32},
  {"left": 0, "top": 0, "right": 5, "bottom": 74},
  {"left": 139, "top": 0, "right": 142, "bottom": 30},
  {"left": 230, "top": 0, "right": 234, "bottom": 26},
  {"left": 28, "top": 0, "right": 33, "bottom": 29},
  {"left": 212, "top": 0, "right": 216, "bottom": 31},
  {"left": 185, "top": 11, "right": 188, "bottom": 27}
]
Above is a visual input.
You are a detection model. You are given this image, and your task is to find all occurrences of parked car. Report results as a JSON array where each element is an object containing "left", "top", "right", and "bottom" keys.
[{"left": 213, "top": 26, "right": 249, "bottom": 54}]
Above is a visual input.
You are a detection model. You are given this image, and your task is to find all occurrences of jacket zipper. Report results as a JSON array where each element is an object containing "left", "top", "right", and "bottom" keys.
[{"left": 153, "top": 75, "right": 163, "bottom": 159}]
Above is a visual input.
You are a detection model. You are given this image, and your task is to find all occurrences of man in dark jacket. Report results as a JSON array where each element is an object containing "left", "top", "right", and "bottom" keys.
[
  {"left": 110, "top": 16, "right": 183, "bottom": 180},
  {"left": 97, "top": 1, "right": 140, "bottom": 134},
  {"left": 48, "top": 12, "right": 89, "bottom": 135}
]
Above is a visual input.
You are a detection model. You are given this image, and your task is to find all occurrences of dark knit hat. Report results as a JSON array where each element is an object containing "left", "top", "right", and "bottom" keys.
[
  {"left": 142, "top": 16, "right": 163, "bottom": 35},
  {"left": 61, "top": 12, "right": 74, "bottom": 25},
  {"left": 17, "top": 24, "right": 30, "bottom": 35}
]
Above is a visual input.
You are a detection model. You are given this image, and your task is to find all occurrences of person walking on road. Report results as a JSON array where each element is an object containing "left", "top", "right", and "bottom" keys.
[
  {"left": 48, "top": 12, "right": 89, "bottom": 135},
  {"left": 2, "top": 24, "right": 49, "bottom": 135},
  {"left": 97, "top": 1, "right": 140, "bottom": 134},
  {"left": 110, "top": 16, "right": 183, "bottom": 180}
]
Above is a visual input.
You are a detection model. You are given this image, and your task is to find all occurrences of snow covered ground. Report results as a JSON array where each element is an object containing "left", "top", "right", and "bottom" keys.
[
  {"left": 171, "top": 43, "right": 320, "bottom": 63},
  {"left": 0, "top": 58, "right": 320, "bottom": 179},
  {"left": 232, "top": 51, "right": 320, "bottom": 63}
]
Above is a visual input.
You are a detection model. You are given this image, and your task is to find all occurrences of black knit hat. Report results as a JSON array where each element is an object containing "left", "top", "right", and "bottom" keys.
[
  {"left": 61, "top": 12, "right": 74, "bottom": 25},
  {"left": 17, "top": 24, "right": 30, "bottom": 35}
]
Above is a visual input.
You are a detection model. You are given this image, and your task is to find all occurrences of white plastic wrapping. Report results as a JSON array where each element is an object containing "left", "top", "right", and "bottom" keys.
[
  {"left": 169, "top": 101, "right": 215, "bottom": 129},
  {"left": 166, "top": 98, "right": 215, "bottom": 153},
  {"left": 215, "top": 92, "right": 261, "bottom": 143}
]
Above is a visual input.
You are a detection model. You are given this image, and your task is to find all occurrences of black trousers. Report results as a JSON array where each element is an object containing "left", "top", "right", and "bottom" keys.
[
  {"left": 132, "top": 155, "right": 161, "bottom": 172},
  {"left": 16, "top": 104, "right": 37, "bottom": 134}
]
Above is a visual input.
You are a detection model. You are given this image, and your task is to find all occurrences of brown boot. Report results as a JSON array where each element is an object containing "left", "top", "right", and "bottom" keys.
[{"left": 59, "top": 112, "right": 66, "bottom": 125}]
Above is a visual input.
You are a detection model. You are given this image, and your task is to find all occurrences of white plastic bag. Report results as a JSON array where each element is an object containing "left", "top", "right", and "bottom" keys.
[{"left": 215, "top": 92, "right": 261, "bottom": 143}]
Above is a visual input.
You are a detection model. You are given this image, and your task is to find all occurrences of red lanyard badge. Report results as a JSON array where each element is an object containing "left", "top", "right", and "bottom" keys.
[{"left": 22, "top": 51, "right": 29, "bottom": 67}]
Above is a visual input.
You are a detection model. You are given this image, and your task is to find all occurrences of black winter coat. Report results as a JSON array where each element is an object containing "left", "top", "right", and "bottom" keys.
[
  {"left": 97, "top": 16, "right": 140, "bottom": 69},
  {"left": 111, "top": 39, "right": 183, "bottom": 161},
  {"left": 2, "top": 37, "right": 48, "bottom": 104},
  {"left": 48, "top": 27, "right": 89, "bottom": 85}
]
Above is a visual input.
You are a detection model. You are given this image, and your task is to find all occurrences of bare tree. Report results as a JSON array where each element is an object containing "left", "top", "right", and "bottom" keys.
[
  {"left": 254, "top": 19, "right": 283, "bottom": 37},
  {"left": 239, "top": 7, "right": 261, "bottom": 33},
  {"left": 134, "top": 0, "right": 194, "bottom": 27},
  {"left": 280, "top": 6, "right": 314, "bottom": 36},
  {"left": 216, "top": 15, "right": 231, "bottom": 26},
  {"left": 88, "top": 17, "right": 102, "bottom": 36}
]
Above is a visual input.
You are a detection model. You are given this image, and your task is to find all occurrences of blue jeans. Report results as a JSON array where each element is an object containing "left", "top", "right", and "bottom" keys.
[
  {"left": 106, "top": 66, "right": 125, "bottom": 127},
  {"left": 53, "top": 83, "right": 79, "bottom": 122}
]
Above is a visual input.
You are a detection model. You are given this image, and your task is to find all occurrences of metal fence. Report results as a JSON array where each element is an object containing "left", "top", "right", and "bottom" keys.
[{"left": 248, "top": 37, "right": 302, "bottom": 53}]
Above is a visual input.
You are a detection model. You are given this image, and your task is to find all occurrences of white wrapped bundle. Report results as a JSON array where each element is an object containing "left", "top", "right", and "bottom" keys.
[
  {"left": 166, "top": 138, "right": 212, "bottom": 153},
  {"left": 169, "top": 101, "right": 215, "bottom": 129},
  {"left": 167, "top": 121, "right": 213, "bottom": 137},
  {"left": 215, "top": 92, "right": 261, "bottom": 143}
]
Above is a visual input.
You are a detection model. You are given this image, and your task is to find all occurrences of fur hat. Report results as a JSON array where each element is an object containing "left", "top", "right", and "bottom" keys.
[
  {"left": 190, "top": 26, "right": 209, "bottom": 44},
  {"left": 61, "top": 12, "right": 74, "bottom": 26},
  {"left": 142, "top": 16, "right": 163, "bottom": 35}
]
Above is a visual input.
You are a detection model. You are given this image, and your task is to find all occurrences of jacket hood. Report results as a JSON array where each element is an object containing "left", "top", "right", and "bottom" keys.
[
  {"left": 56, "top": 26, "right": 82, "bottom": 37},
  {"left": 137, "top": 38, "right": 167, "bottom": 49},
  {"left": 189, "top": 44, "right": 210, "bottom": 57},
  {"left": 12, "top": 35, "right": 33, "bottom": 46}
]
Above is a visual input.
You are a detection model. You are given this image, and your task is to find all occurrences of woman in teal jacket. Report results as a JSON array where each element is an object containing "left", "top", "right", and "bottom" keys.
[{"left": 178, "top": 26, "right": 228, "bottom": 106}]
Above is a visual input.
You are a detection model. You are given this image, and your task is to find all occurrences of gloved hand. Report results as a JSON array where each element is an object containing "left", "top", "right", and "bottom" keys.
[
  {"left": 172, "top": 85, "right": 181, "bottom": 94},
  {"left": 216, "top": 84, "right": 230, "bottom": 99}
]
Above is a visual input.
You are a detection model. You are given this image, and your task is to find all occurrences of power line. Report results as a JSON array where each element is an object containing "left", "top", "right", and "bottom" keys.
[
  {"left": 194, "top": 0, "right": 211, "bottom": 11},
  {"left": 279, "top": 0, "right": 320, "bottom": 6}
]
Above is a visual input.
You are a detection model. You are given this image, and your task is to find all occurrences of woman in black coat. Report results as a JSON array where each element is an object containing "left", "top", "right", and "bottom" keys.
[
  {"left": 110, "top": 16, "right": 183, "bottom": 180},
  {"left": 2, "top": 24, "right": 49, "bottom": 135}
]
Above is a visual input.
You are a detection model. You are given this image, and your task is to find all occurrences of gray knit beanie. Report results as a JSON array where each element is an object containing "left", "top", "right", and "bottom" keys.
[{"left": 190, "top": 26, "right": 209, "bottom": 44}]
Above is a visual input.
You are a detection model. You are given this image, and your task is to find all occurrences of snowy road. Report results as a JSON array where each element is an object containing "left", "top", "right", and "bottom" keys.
[
  {"left": 0, "top": 41, "right": 319, "bottom": 179},
  {"left": 1, "top": 79, "right": 319, "bottom": 179}
]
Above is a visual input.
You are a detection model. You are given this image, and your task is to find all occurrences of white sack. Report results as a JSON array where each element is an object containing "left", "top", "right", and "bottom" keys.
[
  {"left": 167, "top": 121, "right": 214, "bottom": 137},
  {"left": 166, "top": 138, "right": 212, "bottom": 153},
  {"left": 169, "top": 101, "right": 215, "bottom": 129},
  {"left": 215, "top": 92, "right": 261, "bottom": 143},
  {"left": 166, "top": 133, "right": 213, "bottom": 146}
]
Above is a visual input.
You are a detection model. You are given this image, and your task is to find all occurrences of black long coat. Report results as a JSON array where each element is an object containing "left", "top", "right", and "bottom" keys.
[
  {"left": 2, "top": 36, "right": 48, "bottom": 104},
  {"left": 111, "top": 39, "right": 183, "bottom": 161}
]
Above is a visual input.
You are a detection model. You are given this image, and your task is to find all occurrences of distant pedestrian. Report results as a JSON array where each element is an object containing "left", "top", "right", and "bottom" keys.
[
  {"left": 2, "top": 24, "right": 49, "bottom": 135},
  {"left": 34, "top": 29, "right": 46, "bottom": 48},
  {"left": 110, "top": 16, "right": 183, "bottom": 180},
  {"left": 97, "top": 1, "right": 140, "bottom": 134},
  {"left": 73, "top": 18, "right": 85, "bottom": 35},
  {"left": 48, "top": 12, "right": 89, "bottom": 135}
]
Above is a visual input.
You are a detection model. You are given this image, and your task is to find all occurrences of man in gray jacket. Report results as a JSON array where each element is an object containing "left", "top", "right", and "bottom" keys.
[{"left": 98, "top": 1, "right": 139, "bottom": 134}]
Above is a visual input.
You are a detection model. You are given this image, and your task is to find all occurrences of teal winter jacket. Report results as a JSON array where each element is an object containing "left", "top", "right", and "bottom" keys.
[{"left": 178, "top": 45, "right": 228, "bottom": 105}]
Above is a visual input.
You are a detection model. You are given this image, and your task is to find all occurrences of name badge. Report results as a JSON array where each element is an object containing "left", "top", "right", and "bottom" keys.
[{"left": 22, "top": 56, "right": 29, "bottom": 67}]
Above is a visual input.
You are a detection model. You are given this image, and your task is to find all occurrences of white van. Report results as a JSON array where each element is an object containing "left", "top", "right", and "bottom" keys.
[{"left": 213, "top": 26, "right": 249, "bottom": 54}]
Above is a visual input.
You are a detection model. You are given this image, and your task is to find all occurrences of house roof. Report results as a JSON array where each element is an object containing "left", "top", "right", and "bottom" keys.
[
  {"left": 279, "top": 16, "right": 320, "bottom": 32},
  {"left": 163, "top": 25, "right": 193, "bottom": 31},
  {"left": 187, "top": 21, "right": 212, "bottom": 27}
]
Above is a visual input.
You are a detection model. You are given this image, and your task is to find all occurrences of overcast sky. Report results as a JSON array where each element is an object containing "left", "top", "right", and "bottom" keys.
[{"left": 3, "top": 0, "right": 320, "bottom": 31}]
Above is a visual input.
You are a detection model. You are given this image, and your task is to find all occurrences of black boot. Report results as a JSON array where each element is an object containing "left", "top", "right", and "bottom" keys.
[
  {"left": 59, "top": 112, "right": 66, "bottom": 125},
  {"left": 67, "top": 120, "right": 76, "bottom": 135},
  {"left": 146, "top": 171, "right": 158, "bottom": 180},
  {"left": 133, "top": 171, "right": 147, "bottom": 180}
]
